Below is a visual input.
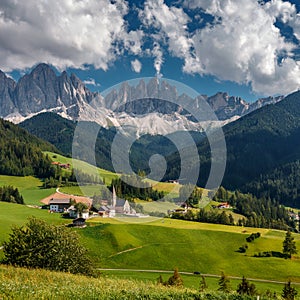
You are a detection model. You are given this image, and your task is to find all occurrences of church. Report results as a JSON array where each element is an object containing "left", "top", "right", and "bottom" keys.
[{"left": 98, "top": 187, "right": 132, "bottom": 217}]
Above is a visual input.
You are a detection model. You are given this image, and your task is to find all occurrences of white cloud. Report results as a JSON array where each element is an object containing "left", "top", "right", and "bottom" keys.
[
  {"left": 264, "top": 0, "right": 296, "bottom": 23},
  {"left": 140, "top": 0, "right": 194, "bottom": 76},
  {"left": 0, "top": 0, "right": 142, "bottom": 72},
  {"left": 83, "top": 78, "right": 101, "bottom": 87},
  {"left": 131, "top": 59, "right": 142, "bottom": 73},
  {"left": 181, "top": 0, "right": 300, "bottom": 95}
]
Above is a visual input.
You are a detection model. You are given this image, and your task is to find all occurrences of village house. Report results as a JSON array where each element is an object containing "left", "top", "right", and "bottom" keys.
[
  {"left": 217, "top": 202, "right": 231, "bottom": 209},
  {"left": 49, "top": 198, "right": 71, "bottom": 212},
  {"left": 68, "top": 205, "right": 89, "bottom": 219}
]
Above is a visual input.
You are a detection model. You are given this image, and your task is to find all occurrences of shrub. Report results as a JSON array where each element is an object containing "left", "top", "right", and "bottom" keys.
[{"left": 2, "top": 217, "right": 95, "bottom": 276}]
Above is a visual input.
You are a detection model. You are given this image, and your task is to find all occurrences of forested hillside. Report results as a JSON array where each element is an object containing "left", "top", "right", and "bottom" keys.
[
  {"left": 0, "top": 118, "right": 56, "bottom": 177},
  {"left": 166, "top": 90, "right": 300, "bottom": 207}
]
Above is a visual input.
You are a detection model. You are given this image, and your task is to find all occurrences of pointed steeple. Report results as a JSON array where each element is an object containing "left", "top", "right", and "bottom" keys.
[{"left": 112, "top": 186, "right": 117, "bottom": 208}]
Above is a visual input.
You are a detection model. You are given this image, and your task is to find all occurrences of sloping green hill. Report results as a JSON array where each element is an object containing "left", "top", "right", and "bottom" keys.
[
  {"left": 0, "top": 118, "right": 57, "bottom": 177},
  {"left": 166, "top": 90, "right": 300, "bottom": 206},
  {"left": 81, "top": 218, "right": 300, "bottom": 283}
]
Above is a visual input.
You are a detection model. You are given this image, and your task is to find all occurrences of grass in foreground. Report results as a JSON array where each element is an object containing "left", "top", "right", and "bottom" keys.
[
  {"left": 0, "top": 265, "right": 290, "bottom": 299},
  {"left": 102, "top": 270, "right": 289, "bottom": 295}
]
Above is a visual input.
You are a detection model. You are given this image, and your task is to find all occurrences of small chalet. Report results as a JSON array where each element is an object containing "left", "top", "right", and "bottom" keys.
[
  {"left": 217, "top": 202, "right": 231, "bottom": 209},
  {"left": 51, "top": 162, "right": 70, "bottom": 169},
  {"left": 68, "top": 205, "right": 89, "bottom": 219},
  {"left": 72, "top": 218, "right": 86, "bottom": 228},
  {"left": 49, "top": 198, "right": 71, "bottom": 212}
]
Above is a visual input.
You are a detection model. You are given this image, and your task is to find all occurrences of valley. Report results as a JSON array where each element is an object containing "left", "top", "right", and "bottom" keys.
[{"left": 1, "top": 64, "right": 300, "bottom": 298}]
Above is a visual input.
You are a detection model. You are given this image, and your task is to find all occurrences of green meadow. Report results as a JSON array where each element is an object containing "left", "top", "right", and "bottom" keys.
[
  {"left": 0, "top": 175, "right": 55, "bottom": 205},
  {"left": 0, "top": 202, "right": 67, "bottom": 244},
  {"left": 82, "top": 217, "right": 300, "bottom": 285},
  {"left": 44, "top": 151, "right": 118, "bottom": 185}
]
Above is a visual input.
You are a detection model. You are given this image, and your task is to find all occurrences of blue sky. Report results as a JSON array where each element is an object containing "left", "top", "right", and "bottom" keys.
[{"left": 1, "top": 0, "right": 300, "bottom": 102}]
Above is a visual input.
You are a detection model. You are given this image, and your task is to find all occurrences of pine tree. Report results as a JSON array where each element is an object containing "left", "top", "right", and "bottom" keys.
[
  {"left": 282, "top": 280, "right": 297, "bottom": 300},
  {"left": 166, "top": 268, "right": 183, "bottom": 286},
  {"left": 199, "top": 275, "right": 208, "bottom": 292},
  {"left": 283, "top": 230, "right": 297, "bottom": 258},
  {"left": 157, "top": 275, "right": 164, "bottom": 285},
  {"left": 237, "top": 276, "right": 256, "bottom": 296},
  {"left": 218, "top": 272, "right": 231, "bottom": 293}
]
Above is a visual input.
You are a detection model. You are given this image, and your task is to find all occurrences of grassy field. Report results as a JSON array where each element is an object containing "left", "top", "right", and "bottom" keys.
[
  {"left": 45, "top": 151, "right": 118, "bottom": 185},
  {"left": 0, "top": 202, "right": 68, "bottom": 245},
  {"left": 81, "top": 217, "right": 300, "bottom": 287},
  {"left": 0, "top": 175, "right": 55, "bottom": 205},
  {"left": 101, "top": 269, "right": 290, "bottom": 294},
  {"left": 59, "top": 185, "right": 106, "bottom": 197},
  {"left": 46, "top": 152, "right": 185, "bottom": 198},
  {"left": 0, "top": 265, "right": 279, "bottom": 300}
]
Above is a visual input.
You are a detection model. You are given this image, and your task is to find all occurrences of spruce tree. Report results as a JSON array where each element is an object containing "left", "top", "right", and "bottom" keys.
[
  {"left": 199, "top": 275, "right": 208, "bottom": 292},
  {"left": 218, "top": 272, "right": 231, "bottom": 293},
  {"left": 282, "top": 280, "right": 297, "bottom": 300},
  {"left": 237, "top": 276, "right": 256, "bottom": 296},
  {"left": 283, "top": 230, "right": 297, "bottom": 258},
  {"left": 166, "top": 268, "right": 183, "bottom": 286}
]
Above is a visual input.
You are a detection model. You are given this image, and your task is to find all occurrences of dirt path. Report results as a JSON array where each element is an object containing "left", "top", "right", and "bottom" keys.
[
  {"left": 109, "top": 246, "right": 143, "bottom": 257},
  {"left": 97, "top": 268, "right": 300, "bottom": 286}
]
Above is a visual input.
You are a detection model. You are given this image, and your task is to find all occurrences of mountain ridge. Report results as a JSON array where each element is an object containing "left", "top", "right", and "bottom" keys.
[{"left": 0, "top": 63, "right": 283, "bottom": 135}]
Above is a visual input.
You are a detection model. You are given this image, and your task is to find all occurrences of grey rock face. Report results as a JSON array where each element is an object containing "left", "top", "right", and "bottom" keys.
[
  {"left": 0, "top": 63, "right": 284, "bottom": 127},
  {"left": 0, "top": 71, "right": 17, "bottom": 117}
]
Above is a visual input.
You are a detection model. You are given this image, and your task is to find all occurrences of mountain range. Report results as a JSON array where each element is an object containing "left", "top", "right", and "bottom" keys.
[
  {"left": 0, "top": 63, "right": 282, "bottom": 136},
  {"left": 3, "top": 63, "right": 300, "bottom": 207}
]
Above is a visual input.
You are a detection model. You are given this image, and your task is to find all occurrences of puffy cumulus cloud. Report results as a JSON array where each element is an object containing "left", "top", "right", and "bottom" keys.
[
  {"left": 0, "top": 0, "right": 142, "bottom": 71},
  {"left": 131, "top": 59, "right": 142, "bottom": 73},
  {"left": 181, "top": 0, "right": 300, "bottom": 95},
  {"left": 83, "top": 78, "right": 101, "bottom": 87},
  {"left": 264, "top": 0, "right": 296, "bottom": 23},
  {"left": 140, "top": 0, "right": 195, "bottom": 76}
]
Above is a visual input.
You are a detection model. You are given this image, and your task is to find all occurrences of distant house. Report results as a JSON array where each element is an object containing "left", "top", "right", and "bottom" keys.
[
  {"left": 98, "top": 206, "right": 109, "bottom": 217},
  {"left": 168, "top": 179, "right": 179, "bottom": 184},
  {"left": 68, "top": 205, "right": 89, "bottom": 219},
  {"left": 51, "top": 162, "right": 70, "bottom": 169},
  {"left": 49, "top": 198, "right": 71, "bottom": 212},
  {"left": 72, "top": 218, "right": 86, "bottom": 228},
  {"left": 217, "top": 202, "right": 231, "bottom": 209}
]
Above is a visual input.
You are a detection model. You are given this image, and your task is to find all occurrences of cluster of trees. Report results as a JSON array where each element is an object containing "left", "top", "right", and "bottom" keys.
[
  {"left": 171, "top": 209, "right": 235, "bottom": 226},
  {"left": 245, "top": 160, "right": 300, "bottom": 208},
  {"left": 246, "top": 232, "right": 261, "bottom": 243},
  {"left": 158, "top": 269, "right": 297, "bottom": 299},
  {"left": 213, "top": 187, "right": 294, "bottom": 230},
  {"left": 0, "top": 118, "right": 56, "bottom": 178},
  {"left": 110, "top": 175, "right": 164, "bottom": 201},
  {"left": 44, "top": 167, "right": 102, "bottom": 188},
  {"left": 2, "top": 218, "right": 95, "bottom": 276},
  {"left": 0, "top": 186, "right": 24, "bottom": 204},
  {"left": 171, "top": 186, "right": 294, "bottom": 231},
  {"left": 179, "top": 184, "right": 203, "bottom": 207}
]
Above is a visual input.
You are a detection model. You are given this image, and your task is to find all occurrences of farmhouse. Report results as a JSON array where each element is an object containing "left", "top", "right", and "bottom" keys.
[
  {"left": 49, "top": 198, "right": 71, "bottom": 212},
  {"left": 217, "top": 202, "right": 231, "bottom": 209},
  {"left": 68, "top": 205, "right": 89, "bottom": 219}
]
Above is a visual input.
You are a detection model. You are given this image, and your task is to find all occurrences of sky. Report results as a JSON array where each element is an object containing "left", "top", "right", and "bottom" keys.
[{"left": 1, "top": 0, "right": 300, "bottom": 102}]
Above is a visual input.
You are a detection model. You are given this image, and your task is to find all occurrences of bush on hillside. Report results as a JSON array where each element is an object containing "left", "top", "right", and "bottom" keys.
[{"left": 2, "top": 217, "right": 95, "bottom": 276}]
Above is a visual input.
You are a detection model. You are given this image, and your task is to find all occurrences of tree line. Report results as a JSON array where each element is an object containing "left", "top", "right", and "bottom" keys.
[
  {"left": 110, "top": 175, "right": 164, "bottom": 201},
  {"left": 0, "top": 185, "right": 24, "bottom": 204}
]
